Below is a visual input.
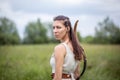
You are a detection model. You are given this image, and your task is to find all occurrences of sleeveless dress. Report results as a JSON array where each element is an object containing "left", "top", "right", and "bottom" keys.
[{"left": 50, "top": 43, "right": 79, "bottom": 80}]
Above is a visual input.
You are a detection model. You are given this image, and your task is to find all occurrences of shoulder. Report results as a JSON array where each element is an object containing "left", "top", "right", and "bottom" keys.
[
  {"left": 54, "top": 43, "right": 66, "bottom": 57},
  {"left": 54, "top": 43, "right": 65, "bottom": 51}
]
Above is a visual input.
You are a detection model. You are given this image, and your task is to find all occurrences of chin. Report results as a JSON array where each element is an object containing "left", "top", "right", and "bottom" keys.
[{"left": 55, "top": 37, "right": 61, "bottom": 40}]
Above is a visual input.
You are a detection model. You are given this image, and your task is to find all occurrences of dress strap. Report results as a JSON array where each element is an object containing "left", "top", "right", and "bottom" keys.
[
  {"left": 61, "top": 43, "right": 67, "bottom": 48},
  {"left": 61, "top": 43, "right": 69, "bottom": 54},
  {"left": 70, "top": 73, "right": 75, "bottom": 80}
]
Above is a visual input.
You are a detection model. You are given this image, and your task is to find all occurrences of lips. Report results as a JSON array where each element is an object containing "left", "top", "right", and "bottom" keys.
[
  {"left": 54, "top": 34, "right": 59, "bottom": 38},
  {"left": 54, "top": 33, "right": 58, "bottom": 36},
  {"left": 55, "top": 35, "right": 58, "bottom": 37}
]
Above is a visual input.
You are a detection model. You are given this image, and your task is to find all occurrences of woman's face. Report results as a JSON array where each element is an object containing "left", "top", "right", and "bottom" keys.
[{"left": 53, "top": 20, "right": 68, "bottom": 40}]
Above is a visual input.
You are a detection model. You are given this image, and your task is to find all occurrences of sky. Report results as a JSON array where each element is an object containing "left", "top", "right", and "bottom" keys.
[{"left": 0, "top": 0, "right": 120, "bottom": 38}]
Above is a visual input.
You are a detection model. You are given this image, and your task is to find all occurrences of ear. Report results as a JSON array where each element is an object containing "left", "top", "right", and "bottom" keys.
[{"left": 67, "top": 27, "right": 70, "bottom": 32}]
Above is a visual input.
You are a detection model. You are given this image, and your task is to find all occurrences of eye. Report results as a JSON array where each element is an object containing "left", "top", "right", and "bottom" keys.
[
  {"left": 53, "top": 26, "right": 61, "bottom": 29},
  {"left": 53, "top": 26, "right": 55, "bottom": 29},
  {"left": 56, "top": 26, "right": 61, "bottom": 29}
]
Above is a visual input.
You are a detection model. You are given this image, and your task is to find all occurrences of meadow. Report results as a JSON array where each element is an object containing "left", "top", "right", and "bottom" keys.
[{"left": 0, "top": 44, "right": 120, "bottom": 80}]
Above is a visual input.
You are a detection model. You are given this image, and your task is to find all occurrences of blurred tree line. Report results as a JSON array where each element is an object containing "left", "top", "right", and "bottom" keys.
[
  {"left": 23, "top": 19, "right": 48, "bottom": 44},
  {"left": 83, "top": 17, "right": 120, "bottom": 44},
  {"left": 0, "top": 16, "right": 120, "bottom": 45},
  {"left": 0, "top": 17, "right": 20, "bottom": 45}
]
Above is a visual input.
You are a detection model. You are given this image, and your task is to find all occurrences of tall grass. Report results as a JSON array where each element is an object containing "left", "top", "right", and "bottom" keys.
[{"left": 0, "top": 44, "right": 120, "bottom": 80}]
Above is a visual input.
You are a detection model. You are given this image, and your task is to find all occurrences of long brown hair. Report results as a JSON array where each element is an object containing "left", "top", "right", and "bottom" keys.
[{"left": 53, "top": 15, "right": 84, "bottom": 61}]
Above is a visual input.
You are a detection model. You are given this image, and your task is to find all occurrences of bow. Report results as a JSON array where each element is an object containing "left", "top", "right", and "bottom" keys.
[{"left": 73, "top": 20, "right": 87, "bottom": 80}]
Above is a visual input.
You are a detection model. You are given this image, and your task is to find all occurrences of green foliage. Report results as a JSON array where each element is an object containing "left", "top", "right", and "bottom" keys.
[
  {"left": 23, "top": 19, "right": 48, "bottom": 44},
  {"left": 82, "top": 35, "right": 94, "bottom": 43},
  {"left": 94, "top": 17, "right": 120, "bottom": 44},
  {"left": 44, "top": 22, "right": 58, "bottom": 43},
  {"left": 77, "top": 32, "right": 82, "bottom": 42},
  {"left": 0, "top": 17, "right": 20, "bottom": 45},
  {"left": 82, "top": 44, "right": 120, "bottom": 80},
  {"left": 0, "top": 44, "right": 120, "bottom": 80}
]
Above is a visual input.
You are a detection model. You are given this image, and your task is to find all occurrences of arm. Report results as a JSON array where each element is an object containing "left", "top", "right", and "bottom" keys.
[
  {"left": 54, "top": 44, "right": 66, "bottom": 80},
  {"left": 74, "top": 63, "right": 80, "bottom": 79}
]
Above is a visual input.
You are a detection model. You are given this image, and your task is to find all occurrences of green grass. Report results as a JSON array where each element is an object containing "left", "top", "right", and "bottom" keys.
[{"left": 0, "top": 44, "right": 120, "bottom": 80}]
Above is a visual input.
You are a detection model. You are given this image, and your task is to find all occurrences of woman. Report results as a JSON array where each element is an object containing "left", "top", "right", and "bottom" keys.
[{"left": 50, "top": 15, "right": 84, "bottom": 80}]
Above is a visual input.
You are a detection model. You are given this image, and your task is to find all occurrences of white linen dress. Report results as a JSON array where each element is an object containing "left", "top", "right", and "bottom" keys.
[{"left": 50, "top": 43, "right": 79, "bottom": 80}]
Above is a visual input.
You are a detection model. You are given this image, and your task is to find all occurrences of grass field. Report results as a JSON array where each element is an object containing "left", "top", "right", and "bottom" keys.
[{"left": 0, "top": 44, "right": 120, "bottom": 80}]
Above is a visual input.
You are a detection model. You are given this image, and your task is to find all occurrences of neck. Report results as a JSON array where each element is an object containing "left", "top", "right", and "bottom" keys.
[{"left": 60, "top": 34, "right": 70, "bottom": 44}]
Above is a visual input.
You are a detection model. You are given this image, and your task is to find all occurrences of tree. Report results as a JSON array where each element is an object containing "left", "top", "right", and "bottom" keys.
[
  {"left": 83, "top": 35, "right": 94, "bottom": 43},
  {"left": 94, "top": 17, "right": 120, "bottom": 44},
  {"left": 77, "top": 32, "right": 82, "bottom": 42},
  {"left": 23, "top": 19, "right": 48, "bottom": 44},
  {"left": 0, "top": 17, "right": 20, "bottom": 45},
  {"left": 45, "top": 22, "right": 59, "bottom": 43}
]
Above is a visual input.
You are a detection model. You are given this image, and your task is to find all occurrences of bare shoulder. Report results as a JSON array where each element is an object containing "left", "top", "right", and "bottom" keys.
[
  {"left": 54, "top": 43, "right": 65, "bottom": 50},
  {"left": 54, "top": 43, "right": 66, "bottom": 56}
]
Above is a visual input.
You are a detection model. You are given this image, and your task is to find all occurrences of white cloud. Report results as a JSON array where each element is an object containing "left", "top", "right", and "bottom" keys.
[
  {"left": 0, "top": 0, "right": 120, "bottom": 38},
  {"left": 69, "top": 15, "right": 106, "bottom": 36},
  {"left": 0, "top": 1, "right": 54, "bottom": 38},
  {"left": 54, "top": 0, "right": 84, "bottom": 6},
  {"left": 0, "top": 1, "right": 12, "bottom": 16}
]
